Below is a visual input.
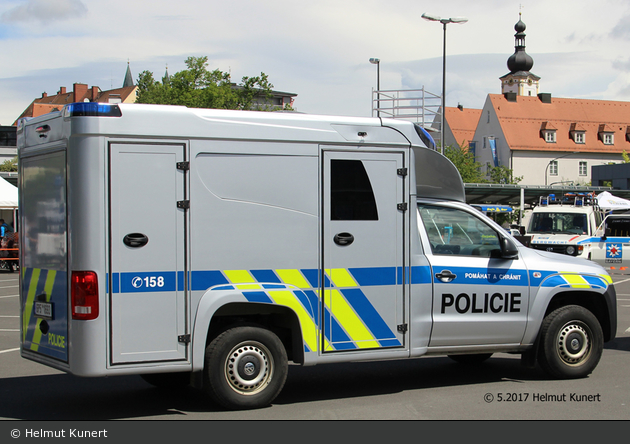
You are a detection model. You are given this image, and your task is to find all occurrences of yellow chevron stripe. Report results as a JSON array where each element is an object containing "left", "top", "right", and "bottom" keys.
[
  {"left": 324, "top": 289, "right": 379, "bottom": 349},
  {"left": 235, "top": 283, "right": 263, "bottom": 290},
  {"left": 276, "top": 269, "right": 311, "bottom": 289},
  {"left": 599, "top": 274, "right": 613, "bottom": 285},
  {"left": 22, "top": 268, "right": 41, "bottom": 344},
  {"left": 267, "top": 290, "right": 321, "bottom": 352},
  {"left": 224, "top": 269, "right": 255, "bottom": 284},
  {"left": 325, "top": 268, "right": 357, "bottom": 288},
  {"left": 560, "top": 273, "right": 590, "bottom": 289},
  {"left": 30, "top": 270, "right": 57, "bottom": 352}
]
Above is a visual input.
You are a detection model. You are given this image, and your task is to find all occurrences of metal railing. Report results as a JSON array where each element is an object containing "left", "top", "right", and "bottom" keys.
[{"left": 372, "top": 87, "right": 442, "bottom": 141}]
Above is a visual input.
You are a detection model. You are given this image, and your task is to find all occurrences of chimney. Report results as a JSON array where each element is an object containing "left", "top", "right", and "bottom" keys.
[
  {"left": 58, "top": 87, "right": 66, "bottom": 94},
  {"left": 41, "top": 92, "right": 48, "bottom": 98},
  {"left": 91, "top": 86, "right": 99, "bottom": 101},
  {"left": 503, "top": 92, "right": 517, "bottom": 102},
  {"left": 457, "top": 104, "right": 464, "bottom": 111},
  {"left": 538, "top": 93, "right": 552, "bottom": 104},
  {"left": 73, "top": 83, "right": 88, "bottom": 102}
]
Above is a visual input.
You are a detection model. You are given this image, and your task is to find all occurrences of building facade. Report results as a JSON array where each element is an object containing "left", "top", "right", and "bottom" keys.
[{"left": 445, "top": 15, "right": 627, "bottom": 186}]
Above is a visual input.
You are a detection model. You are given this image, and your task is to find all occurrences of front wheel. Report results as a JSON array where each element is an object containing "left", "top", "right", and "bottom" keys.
[
  {"left": 204, "top": 326, "right": 288, "bottom": 410},
  {"left": 538, "top": 305, "right": 603, "bottom": 379}
]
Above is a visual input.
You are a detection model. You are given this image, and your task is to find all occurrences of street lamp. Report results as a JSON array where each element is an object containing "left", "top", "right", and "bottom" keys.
[
  {"left": 545, "top": 152, "right": 578, "bottom": 186},
  {"left": 422, "top": 13, "right": 468, "bottom": 154},
  {"left": 369, "top": 58, "right": 380, "bottom": 117}
]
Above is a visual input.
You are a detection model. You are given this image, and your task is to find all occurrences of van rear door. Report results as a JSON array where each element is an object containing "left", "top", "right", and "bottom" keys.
[
  {"left": 20, "top": 149, "right": 69, "bottom": 362},
  {"left": 109, "top": 142, "right": 189, "bottom": 364}
]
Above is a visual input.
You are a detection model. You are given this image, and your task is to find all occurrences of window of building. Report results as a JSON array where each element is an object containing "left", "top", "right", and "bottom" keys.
[
  {"left": 603, "top": 133, "right": 614, "bottom": 145},
  {"left": 549, "top": 160, "right": 558, "bottom": 176},
  {"left": 579, "top": 161, "right": 587, "bottom": 176},
  {"left": 573, "top": 132, "right": 585, "bottom": 144},
  {"left": 543, "top": 130, "right": 556, "bottom": 143},
  {"left": 330, "top": 159, "right": 378, "bottom": 221}
]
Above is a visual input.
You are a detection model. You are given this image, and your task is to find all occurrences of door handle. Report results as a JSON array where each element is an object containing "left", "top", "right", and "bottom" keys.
[
  {"left": 435, "top": 270, "right": 456, "bottom": 283},
  {"left": 334, "top": 232, "right": 354, "bottom": 246},
  {"left": 123, "top": 233, "right": 149, "bottom": 248}
]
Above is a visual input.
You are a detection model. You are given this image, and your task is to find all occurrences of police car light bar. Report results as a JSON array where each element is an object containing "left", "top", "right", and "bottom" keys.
[{"left": 63, "top": 102, "right": 122, "bottom": 118}]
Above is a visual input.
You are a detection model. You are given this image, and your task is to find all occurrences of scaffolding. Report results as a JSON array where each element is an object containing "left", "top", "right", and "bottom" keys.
[{"left": 372, "top": 87, "right": 442, "bottom": 144}]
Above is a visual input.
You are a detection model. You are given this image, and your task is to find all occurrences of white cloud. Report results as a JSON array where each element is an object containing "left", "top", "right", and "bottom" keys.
[
  {"left": 1, "top": 0, "right": 87, "bottom": 23},
  {"left": 2, "top": 0, "right": 630, "bottom": 125}
]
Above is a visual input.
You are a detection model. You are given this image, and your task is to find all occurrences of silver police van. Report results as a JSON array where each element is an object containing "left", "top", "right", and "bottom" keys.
[{"left": 18, "top": 103, "right": 617, "bottom": 410}]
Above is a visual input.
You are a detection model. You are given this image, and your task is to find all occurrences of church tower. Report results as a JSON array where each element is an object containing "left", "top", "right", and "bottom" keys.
[
  {"left": 123, "top": 61, "right": 134, "bottom": 88},
  {"left": 500, "top": 14, "right": 540, "bottom": 96}
]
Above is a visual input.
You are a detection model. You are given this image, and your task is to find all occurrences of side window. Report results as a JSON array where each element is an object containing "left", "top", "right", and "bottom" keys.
[
  {"left": 418, "top": 204, "right": 500, "bottom": 257},
  {"left": 331, "top": 159, "right": 378, "bottom": 221}
]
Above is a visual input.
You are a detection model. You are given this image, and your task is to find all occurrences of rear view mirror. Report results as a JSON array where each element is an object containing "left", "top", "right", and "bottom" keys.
[{"left": 493, "top": 236, "right": 519, "bottom": 260}]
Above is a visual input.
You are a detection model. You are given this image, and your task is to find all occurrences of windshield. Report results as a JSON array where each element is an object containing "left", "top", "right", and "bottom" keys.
[{"left": 529, "top": 212, "right": 588, "bottom": 234}]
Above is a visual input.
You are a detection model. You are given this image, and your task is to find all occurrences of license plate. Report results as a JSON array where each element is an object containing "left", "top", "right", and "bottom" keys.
[{"left": 34, "top": 301, "right": 53, "bottom": 319}]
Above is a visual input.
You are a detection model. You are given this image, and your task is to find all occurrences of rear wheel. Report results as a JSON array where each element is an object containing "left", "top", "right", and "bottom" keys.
[
  {"left": 204, "top": 326, "right": 288, "bottom": 410},
  {"left": 538, "top": 305, "right": 603, "bottom": 379}
]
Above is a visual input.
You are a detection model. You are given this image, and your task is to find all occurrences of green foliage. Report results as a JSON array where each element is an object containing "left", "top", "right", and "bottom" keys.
[
  {"left": 623, "top": 150, "right": 630, "bottom": 163},
  {"left": 443, "top": 145, "right": 485, "bottom": 183},
  {"left": 443, "top": 145, "right": 522, "bottom": 185},
  {"left": 486, "top": 164, "right": 523, "bottom": 185},
  {"left": 0, "top": 156, "right": 17, "bottom": 172},
  {"left": 136, "top": 56, "right": 282, "bottom": 111}
]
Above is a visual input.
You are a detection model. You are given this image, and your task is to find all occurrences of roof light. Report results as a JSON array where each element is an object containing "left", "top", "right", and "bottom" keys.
[
  {"left": 64, "top": 102, "right": 122, "bottom": 118},
  {"left": 414, "top": 124, "right": 436, "bottom": 150}
]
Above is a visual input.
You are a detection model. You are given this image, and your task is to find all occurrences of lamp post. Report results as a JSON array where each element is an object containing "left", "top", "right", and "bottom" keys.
[
  {"left": 421, "top": 13, "right": 468, "bottom": 154},
  {"left": 545, "top": 152, "right": 578, "bottom": 186},
  {"left": 369, "top": 58, "right": 380, "bottom": 117}
]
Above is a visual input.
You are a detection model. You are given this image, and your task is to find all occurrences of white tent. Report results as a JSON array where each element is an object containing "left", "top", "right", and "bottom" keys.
[
  {"left": 597, "top": 191, "right": 630, "bottom": 211},
  {"left": 0, "top": 176, "right": 17, "bottom": 208}
]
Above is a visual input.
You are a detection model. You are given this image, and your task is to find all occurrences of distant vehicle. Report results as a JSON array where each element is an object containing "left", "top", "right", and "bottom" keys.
[{"left": 527, "top": 193, "right": 603, "bottom": 259}]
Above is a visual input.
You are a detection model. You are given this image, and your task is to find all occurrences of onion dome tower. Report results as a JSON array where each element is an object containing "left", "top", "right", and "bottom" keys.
[{"left": 500, "top": 14, "right": 540, "bottom": 97}]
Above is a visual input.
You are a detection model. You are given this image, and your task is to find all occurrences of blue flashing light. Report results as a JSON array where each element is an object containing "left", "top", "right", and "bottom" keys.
[
  {"left": 64, "top": 102, "right": 122, "bottom": 117},
  {"left": 414, "top": 124, "right": 436, "bottom": 150}
]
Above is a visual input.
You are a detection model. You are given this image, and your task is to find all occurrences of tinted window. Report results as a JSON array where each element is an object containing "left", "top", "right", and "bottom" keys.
[{"left": 331, "top": 159, "right": 378, "bottom": 220}]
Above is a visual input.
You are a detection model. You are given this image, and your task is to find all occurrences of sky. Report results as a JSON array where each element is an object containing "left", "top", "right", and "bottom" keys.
[{"left": 1, "top": 0, "right": 630, "bottom": 125}]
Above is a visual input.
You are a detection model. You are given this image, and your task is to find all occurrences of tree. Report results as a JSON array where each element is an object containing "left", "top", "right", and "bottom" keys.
[
  {"left": 486, "top": 164, "right": 523, "bottom": 185},
  {"left": 443, "top": 144, "right": 485, "bottom": 183},
  {"left": 136, "top": 56, "right": 281, "bottom": 111},
  {"left": 0, "top": 157, "right": 17, "bottom": 172}
]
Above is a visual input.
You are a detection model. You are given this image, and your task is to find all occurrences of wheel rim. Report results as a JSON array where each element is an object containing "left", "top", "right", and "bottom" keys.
[
  {"left": 556, "top": 321, "right": 591, "bottom": 365},
  {"left": 224, "top": 340, "right": 274, "bottom": 396}
]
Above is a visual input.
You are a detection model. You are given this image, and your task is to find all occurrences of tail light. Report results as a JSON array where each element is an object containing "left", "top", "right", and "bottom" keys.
[{"left": 71, "top": 271, "right": 99, "bottom": 320}]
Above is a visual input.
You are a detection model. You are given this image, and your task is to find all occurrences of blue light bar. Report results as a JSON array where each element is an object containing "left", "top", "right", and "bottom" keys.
[{"left": 64, "top": 102, "right": 122, "bottom": 117}]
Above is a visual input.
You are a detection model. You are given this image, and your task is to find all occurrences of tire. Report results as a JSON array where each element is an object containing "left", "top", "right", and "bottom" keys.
[
  {"left": 140, "top": 372, "right": 191, "bottom": 389},
  {"left": 204, "top": 326, "right": 288, "bottom": 410},
  {"left": 538, "top": 305, "right": 603, "bottom": 379},
  {"left": 448, "top": 353, "right": 493, "bottom": 365}
]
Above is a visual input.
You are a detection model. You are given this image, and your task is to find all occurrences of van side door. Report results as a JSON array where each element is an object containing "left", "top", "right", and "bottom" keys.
[
  {"left": 417, "top": 203, "right": 530, "bottom": 348},
  {"left": 321, "top": 150, "right": 406, "bottom": 352}
]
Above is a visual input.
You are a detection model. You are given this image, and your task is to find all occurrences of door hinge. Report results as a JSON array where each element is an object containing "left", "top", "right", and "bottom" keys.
[
  {"left": 397, "top": 324, "right": 408, "bottom": 333},
  {"left": 177, "top": 200, "right": 190, "bottom": 210},
  {"left": 397, "top": 202, "right": 408, "bottom": 211},
  {"left": 176, "top": 161, "right": 190, "bottom": 171},
  {"left": 178, "top": 334, "right": 191, "bottom": 344},
  {"left": 397, "top": 167, "right": 408, "bottom": 177}
]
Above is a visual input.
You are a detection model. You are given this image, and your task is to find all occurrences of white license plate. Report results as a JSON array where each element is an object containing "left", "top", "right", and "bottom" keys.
[{"left": 34, "top": 301, "right": 53, "bottom": 319}]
